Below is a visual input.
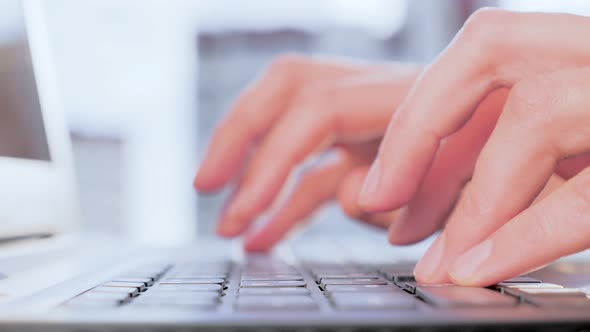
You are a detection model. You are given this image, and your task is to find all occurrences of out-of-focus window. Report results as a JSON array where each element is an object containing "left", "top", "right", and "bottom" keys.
[{"left": 196, "top": 0, "right": 408, "bottom": 39}]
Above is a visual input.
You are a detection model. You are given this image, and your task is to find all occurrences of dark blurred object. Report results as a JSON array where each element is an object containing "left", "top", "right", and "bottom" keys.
[{"left": 0, "top": 42, "right": 50, "bottom": 161}]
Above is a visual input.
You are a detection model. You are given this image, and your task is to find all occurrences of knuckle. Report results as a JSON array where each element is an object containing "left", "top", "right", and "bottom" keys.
[
  {"left": 266, "top": 53, "right": 307, "bottom": 76},
  {"left": 460, "top": 8, "right": 512, "bottom": 48},
  {"left": 291, "top": 85, "right": 335, "bottom": 125},
  {"left": 294, "top": 84, "right": 332, "bottom": 109},
  {"left": 504, "top": 76, "right": 558, "bottom": 128}
]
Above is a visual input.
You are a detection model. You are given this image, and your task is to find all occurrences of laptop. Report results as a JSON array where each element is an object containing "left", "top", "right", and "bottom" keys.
[{"left": 0, "top": 0, "right": 590, "bottom": 331}]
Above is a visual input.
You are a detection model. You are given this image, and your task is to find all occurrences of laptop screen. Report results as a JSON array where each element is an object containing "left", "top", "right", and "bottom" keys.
[{"left": 0, "top": 0, "right": 50, "bottom": 162}]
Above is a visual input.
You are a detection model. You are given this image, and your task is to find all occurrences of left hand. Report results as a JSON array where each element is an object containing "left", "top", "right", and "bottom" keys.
[{"left": 195, "top": 56, "right": 421, "bottom": 251}]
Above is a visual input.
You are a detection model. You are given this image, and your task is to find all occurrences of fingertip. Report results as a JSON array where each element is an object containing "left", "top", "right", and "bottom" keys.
[
  {"left": 193, "top": 169, "right": 224, "bottom": 193},
  {"left": 413, "top": 233, "right": 448, "bottom": 284},
  {"left": 357, "top": 159, "right": 415, "bottom": 212},
  {"left": 337, "top": 167, "right": 368, "bottom": 219},
  {"left": 387, "top": 207, "right": 444, "bottom": 245},
  {"left": 243, "top": 234, "right": 272, "bottom": 253},
  {"left": 193, "top": 171, "right": 208, "bottom": 191},
  {"left": 386, "top": 207, "right": 415, "bottom": 245},
  {"left": 358, "top": 190, "right": 411, "bottom": 213},
  {"left": 447, "top": 239, "right": 493, "bottom": 286},
  {"left": 215, "top": 215, "right": 246, "bottom": 238},
  {"left": 357, "top": 160, "right": 381, "bottom": 206}
]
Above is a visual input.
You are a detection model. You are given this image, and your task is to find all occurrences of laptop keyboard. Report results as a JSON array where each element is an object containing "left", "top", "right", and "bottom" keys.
[{"left": 62, "top": 257, "right": 590, "bottom": 312}]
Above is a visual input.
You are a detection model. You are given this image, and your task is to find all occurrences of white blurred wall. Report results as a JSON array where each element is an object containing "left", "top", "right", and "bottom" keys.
[{"left": 43, "top": 0, "right": 200, "bottom": 245}]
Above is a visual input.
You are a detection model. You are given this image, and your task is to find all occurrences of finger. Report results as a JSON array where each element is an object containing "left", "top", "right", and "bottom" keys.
[
  {"left": 448, "top": 166, "right": 590, "bottom": 286},
  {"left": 415, "top": 68, "right": 590, "bottom": 283},
  {"left": 337, "top": 166, "right": 397, "bottom": 229},
  {"left": 195, "top": 56, "right": 373, "bottom": 191},
  {"left": 388, "top": 88, "right": 508, "bottom": 245},
  {"left": 359, "top": 9, "right": 590, "bottom": 212},
  {"left": 243, "top": 153, "right": 351, "bottom": 252},
  {"left": 218, "top": 73, "right": 417, "bottom": 236}
]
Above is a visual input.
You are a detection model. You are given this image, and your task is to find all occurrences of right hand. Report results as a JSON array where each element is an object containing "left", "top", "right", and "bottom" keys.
[
  {"left": 194, "top": 55, "right": 420, "bottom": 251},
  {"left": 357, "top": 9, "right": 590, "bottom": 286}
]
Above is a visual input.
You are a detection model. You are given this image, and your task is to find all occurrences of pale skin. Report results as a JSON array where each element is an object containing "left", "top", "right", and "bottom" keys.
[{"left": 195, "top": 8, "right": 590, "bottom": 286}]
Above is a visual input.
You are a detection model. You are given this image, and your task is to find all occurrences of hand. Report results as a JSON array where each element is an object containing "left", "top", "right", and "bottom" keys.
[
  {"left": 194, "top": 55, "right": 420, "bottom": 251},
  {"left": 359, "top": 8, "right": 590, "bottom": 286}
]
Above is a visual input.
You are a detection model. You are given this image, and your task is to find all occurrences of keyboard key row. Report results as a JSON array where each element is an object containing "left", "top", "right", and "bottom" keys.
[{"left": 63, "top": 259, "right": 589, "bottom": 314}]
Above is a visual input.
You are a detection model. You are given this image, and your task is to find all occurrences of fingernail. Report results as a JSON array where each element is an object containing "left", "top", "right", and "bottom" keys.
[
  {"left": 359, "top": 160, "right": 382, "bottom": 205},
  {"left": 449, "top": 240, "right": 493, "bottom": 283},
  {"left": 414, "top": 233, "right": 446, "bottom": 282}
]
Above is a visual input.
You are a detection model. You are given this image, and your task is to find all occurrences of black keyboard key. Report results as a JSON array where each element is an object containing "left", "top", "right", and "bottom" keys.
[
  {"left": 77, "top": 291, "right": 130, "bottom": 303},
  {"left": 497, "top": 283, "right": 566, "bottom": 299},
  {"left": 153, "top": 284, "right": 223, "bottom": 292},
  {"left": 112, "top": 277, "right": 154, "bottom": 287},
  {"left": 241, "top": 274, "right": 303, "bottom": 281},
  {"left": 169, "top": 273, "right": 227, "bottom": 279},
  {"left": 325, "top": 284, "right": 401, "bottom": 293},
  {"left": 92, "top": 286, "right": 139, "bottom": 297},
  {"left": 497, "top": 282, "right": 562, "bottom": 290},
  {"left": 64, "top": 298, "right": 121, "bottom": 309},
  {"left": 134, "top": 294, "right": 219, "bottom": 306},
  {"left": 500, "top": 276, "right": 542, "bottom": 284},
  {"left": 117, "top": 274, "right": 156, "bottom": 281},
  {"left": 379, "top": 265, "right": 416, "bottom": 283},
  {"left": 102, "top": 281, "right": 147, "bottom": 292},
  {"left": 235, "top": 296, "right": 318, "bottom": 311},
  {"left": 131, "top": 301, "right": 218, "bottom": 310},
  {"left": 518, "top": 288, "right": 586, "bottom": 296},
  {"left": 416, "top": 285, "right": 517, "bottom": 307},
  {"left": 320, "top": 278, "right": 387, "bottom": 288},
  {"left": 243, "top": 269, "right": 299, "bottom": 276},
  {"left": 331, "top": 293, "right": 417, "bottom": 310},
  {"left": 503, "top": 286, "right": 587, "bottom": 301},
  {"left": 240, "top": 280, "right": 306, "bottom": 288},
  {"left": 160, "top": 278, "right": 225, "bottom": 285},
  {"left": 238, "top": 287, "right": 310, "bottom": 296},
  {"left": 314, "top": 272, "right": 379, "bottom": 280},
  {"left": 402, "top": 282, "right": 417, "bottom": 294},
  {"left": 529, "top": 296, "right": 590, "bottom": 308}
]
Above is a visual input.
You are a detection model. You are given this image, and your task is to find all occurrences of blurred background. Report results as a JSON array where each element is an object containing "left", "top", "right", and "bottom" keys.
[{"left": 39, "top": 0, "right": 590, "bottom": 245}]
